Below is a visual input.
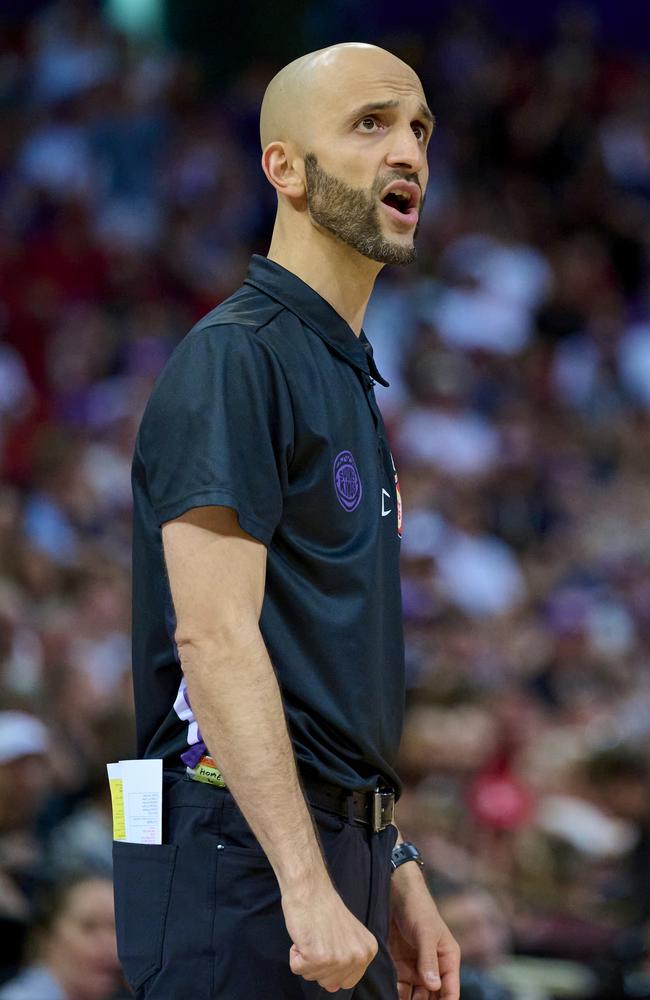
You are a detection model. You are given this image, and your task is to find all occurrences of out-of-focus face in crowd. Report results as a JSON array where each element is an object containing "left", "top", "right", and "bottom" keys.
[
  {"left": 36, "top": 877, "right": 121, "bottom": 1000},
  {"left": 0, "top": 755, "right": 49, "bottom": 833},
  {"left": 0, "top": 713, "right": 51, "bottom": 833}
]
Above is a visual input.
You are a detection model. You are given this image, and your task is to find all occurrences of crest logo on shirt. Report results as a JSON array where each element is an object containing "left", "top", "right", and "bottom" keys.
[{"left": 333, "top": 450, "right": 362, "bottom": 512}]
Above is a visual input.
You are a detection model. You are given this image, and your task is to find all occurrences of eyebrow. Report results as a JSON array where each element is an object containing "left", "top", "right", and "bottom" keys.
[{"left": 349, "top": 99, "right": 436, "bottom": 130}]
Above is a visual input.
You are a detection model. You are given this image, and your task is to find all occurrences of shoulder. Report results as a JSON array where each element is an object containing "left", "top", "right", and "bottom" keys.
[
  {"left": 137, "top": 287, "right": 295, "bottom": 448},
  {"left": 164, "top": 284, "right": 294, "bottom": 375},
  {"left": 194, "top": 282, "right": 286, "bottom": 339}
]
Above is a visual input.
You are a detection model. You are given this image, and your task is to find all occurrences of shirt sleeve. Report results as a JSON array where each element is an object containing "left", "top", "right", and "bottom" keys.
[{"left": 138, "top": 323, "right": 293, "bottom": 545}]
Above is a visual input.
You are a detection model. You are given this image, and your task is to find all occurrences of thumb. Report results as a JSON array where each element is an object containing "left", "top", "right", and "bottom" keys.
[
  {"left": 417, "top": 941, "right": 441, "bottom": 991},
  {"left": 289, "top": 943, "right": 307, "bottom": 975}
]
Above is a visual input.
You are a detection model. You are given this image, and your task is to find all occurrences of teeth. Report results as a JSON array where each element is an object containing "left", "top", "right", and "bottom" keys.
[
  {"left": 388, "top": 191, "right": 412, "bottom": 208},
  {"left": 382, "top": 188, "right": 416, "bottom": 215}
]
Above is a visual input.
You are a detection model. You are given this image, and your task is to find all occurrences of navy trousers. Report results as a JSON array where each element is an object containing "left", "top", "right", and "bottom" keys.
[{"left": 113, "top": 772, "right": 399, "bottom": 999}]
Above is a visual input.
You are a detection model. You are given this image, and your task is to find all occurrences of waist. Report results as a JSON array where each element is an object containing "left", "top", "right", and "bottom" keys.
[
  {"left": 301, "top": 775, "right": 396, "bottom": 833},
  {"left": 167, "top": 764, "right": 397, "bottom": 833}
]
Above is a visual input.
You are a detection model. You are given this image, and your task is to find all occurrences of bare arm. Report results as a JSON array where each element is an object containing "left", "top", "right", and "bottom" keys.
[
  {"left": 162, "top": 504, "right": 377, "bottom": 991},
  {"left": 389, "top": 822, "right": 461, "bottom": 1000},
  {"left": 163, "top": 504, "right": 325, "bottom": 892}
]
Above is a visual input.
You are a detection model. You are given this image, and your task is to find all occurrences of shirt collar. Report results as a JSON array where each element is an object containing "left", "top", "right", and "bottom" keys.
[{"left": 244, "top": 255, "right": 389, "bottom": 387}]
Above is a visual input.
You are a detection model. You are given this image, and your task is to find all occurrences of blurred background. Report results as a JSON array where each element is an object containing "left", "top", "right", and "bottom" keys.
[{"left": 1, "top": 1, "right": 650, "bottom": 997}]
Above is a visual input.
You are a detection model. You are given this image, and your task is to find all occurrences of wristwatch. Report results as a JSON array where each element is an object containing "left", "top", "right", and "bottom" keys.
[{"left": 390, "top": 840, "right": 424, "bottom": 873}]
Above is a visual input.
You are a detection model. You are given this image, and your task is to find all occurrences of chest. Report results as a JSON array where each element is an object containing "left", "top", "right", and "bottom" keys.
[{"left": 283, "top": 358, "right": 402, "bottom": 549}]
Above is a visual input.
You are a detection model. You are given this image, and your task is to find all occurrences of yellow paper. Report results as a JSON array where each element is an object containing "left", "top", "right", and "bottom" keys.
[
  {"left": 109, "top": 777, "right": 126, "bottom": 840},
  {"left": 107, "top": 759, "right": 162, "bottom": 843}
]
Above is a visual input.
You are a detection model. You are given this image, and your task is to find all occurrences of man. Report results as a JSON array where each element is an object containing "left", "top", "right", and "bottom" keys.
[{"left": 114, "top": 42, "right": 460, "bottom": 999}]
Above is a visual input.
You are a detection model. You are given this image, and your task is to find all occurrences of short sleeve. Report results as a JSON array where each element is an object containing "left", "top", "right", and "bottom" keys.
[{"left": 138, "top": 324, "right": 293, "bottom": 545}]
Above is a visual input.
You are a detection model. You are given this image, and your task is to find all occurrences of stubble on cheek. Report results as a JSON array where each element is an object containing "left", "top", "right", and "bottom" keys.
[{"left": 303, "top": 152, "right": 417, "bottom": 266}]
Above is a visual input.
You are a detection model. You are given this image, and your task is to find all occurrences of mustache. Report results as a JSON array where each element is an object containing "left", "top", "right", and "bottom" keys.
[{"left": 374, "top": 172, "right": 422, "bottom": 197}]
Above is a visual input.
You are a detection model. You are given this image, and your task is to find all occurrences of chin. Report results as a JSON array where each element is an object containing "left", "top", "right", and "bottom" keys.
[
  {"left": 379, "top": 241, "right": 417, "bottom": 267},
  {"left": 382, "top": 231, "right": 417, "bottom": 253}
]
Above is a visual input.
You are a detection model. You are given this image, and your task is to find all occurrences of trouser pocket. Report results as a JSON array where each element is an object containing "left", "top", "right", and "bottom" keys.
[{"left": 112, "top": 841, "right": 177, "bottom": 993}]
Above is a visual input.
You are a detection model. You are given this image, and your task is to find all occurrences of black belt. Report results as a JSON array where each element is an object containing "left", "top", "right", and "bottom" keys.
[{"left": 302, "top": 777, "right": 396, "bottom": 833}]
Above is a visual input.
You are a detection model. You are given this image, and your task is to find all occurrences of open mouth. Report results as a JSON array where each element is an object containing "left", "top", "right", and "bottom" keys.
[
  {"left": 382, "top": 191, "right": 413, "bottom": 214},
  {"left": 379, "top": 182, "right": 420, "bottom": 226}
]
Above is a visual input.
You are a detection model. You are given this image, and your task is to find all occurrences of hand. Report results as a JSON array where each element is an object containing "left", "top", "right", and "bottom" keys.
[
  {"left": 281, "top": 879, "right": 378, "bottom": 993},
  {"left": 389, "top": 866, "right": 460, "bottom": 1000}
]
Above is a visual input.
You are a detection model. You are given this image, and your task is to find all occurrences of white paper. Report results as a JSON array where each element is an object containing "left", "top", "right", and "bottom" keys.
[{"left": 106, "top": 759, "right": 162, "bottom": 844}]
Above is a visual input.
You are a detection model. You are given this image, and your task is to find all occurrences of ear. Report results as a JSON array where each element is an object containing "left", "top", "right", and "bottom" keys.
[{"left": 261, "top": 142, "right": 305, "bottom": 202}]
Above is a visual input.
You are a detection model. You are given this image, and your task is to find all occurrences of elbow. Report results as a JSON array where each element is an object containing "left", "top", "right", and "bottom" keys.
[{"left": 174, "top": 618, "right": 259, "bottom": 662}]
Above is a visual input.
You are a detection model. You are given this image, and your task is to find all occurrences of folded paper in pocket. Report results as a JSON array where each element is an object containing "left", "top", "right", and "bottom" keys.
[{"left": 106, "top": 759, "right": 162, "bottom": 844}]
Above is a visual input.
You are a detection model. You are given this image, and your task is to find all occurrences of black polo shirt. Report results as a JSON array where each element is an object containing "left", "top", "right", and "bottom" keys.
[{"left": 131, "top": 255, "right": 405, "bottom": 796}]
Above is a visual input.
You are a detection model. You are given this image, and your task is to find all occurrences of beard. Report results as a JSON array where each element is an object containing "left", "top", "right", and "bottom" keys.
[{"left": 303, "top": 152, "right": 421, "bottom": 266}]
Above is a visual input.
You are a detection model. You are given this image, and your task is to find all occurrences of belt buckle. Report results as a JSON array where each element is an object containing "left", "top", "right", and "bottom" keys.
[{"left": 372, "top": 788, "right": 395, "bottom": 833}]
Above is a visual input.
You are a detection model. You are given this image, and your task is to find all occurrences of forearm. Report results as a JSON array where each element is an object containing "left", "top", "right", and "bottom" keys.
[
  {"left": 389, "top": 820, "right": 461, "bottom": 998},
  {"left": 179, "top": 627, "right": 330, "bottom": 896},
  {"left": 391, "top": 822, "right": 428, "bottom": 900}
]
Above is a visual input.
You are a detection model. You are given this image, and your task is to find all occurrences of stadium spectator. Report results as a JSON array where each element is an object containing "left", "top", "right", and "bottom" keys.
[{"left": 0, "top": 873, "right": 124, "bottom": 1000}]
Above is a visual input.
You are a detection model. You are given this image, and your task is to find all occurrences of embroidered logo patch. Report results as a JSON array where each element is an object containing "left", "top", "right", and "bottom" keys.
[{"left": 333, "top": 450, "right": 362, "bottom": 512}]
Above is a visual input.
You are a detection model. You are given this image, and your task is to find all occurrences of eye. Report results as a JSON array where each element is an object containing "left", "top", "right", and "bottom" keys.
[
  {"left": 412, "top": 123, "right": 428, "bottom": 142},
  {"left": 357, "top": 116, "right": 382, "bottom": 133}
]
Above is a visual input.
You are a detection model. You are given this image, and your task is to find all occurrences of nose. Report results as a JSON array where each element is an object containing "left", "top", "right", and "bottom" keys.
[{"left": 385, "top": 124, "right": 426, "bottom": 175}]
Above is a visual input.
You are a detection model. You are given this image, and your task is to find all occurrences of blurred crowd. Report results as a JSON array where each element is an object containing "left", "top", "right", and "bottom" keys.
[{"left": 2, "top": 1, "right": 650, "bottom": 997}]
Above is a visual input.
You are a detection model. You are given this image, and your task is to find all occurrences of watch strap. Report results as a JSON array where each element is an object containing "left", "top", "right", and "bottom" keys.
[{"left": 390, "top": 840, "right": 424, "bottom": 872}]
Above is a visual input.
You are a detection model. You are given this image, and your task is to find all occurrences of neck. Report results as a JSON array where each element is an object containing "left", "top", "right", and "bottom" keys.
[{"left": 267, "top": 217, "right": 382, "bottom": 336}]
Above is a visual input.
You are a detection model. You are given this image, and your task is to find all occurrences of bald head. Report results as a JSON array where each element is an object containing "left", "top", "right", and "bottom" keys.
[
  {"left": 260, "top": 42, "right": 432, "bottom": 270},
  {"left": 259, "top": 42, "right": 425, "bottom": 151}
]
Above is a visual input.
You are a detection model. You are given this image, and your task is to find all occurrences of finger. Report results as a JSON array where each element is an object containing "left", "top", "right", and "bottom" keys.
[
  {"left": 439, "top": 946, "right": 461, "bottom": 1000},
  {"left": 290, "top": 944, "right": 338, "bottom": 981},
  {"left": 412, "top": 988, "right": 430, "bottom": 1000},
  {"left": 416, "top": 946, "right": 441, "bottom": 994},
  {"left": 340, "top": 968, "right": 367, "bottom": 990},
  {"left": 440, "top": 967, "right": 460, "bottom": 1000},
  {"left": 318, "top": 970, "right": 347, "bottom": 991},
  {"left": 416, "top": 968, "right": 441, "bottom": 993},
  {"left": 289, "top": 950, "right": 323, "bottom": 981},
  {"left": 319, "top": 961, "right": 363, "bottom": 992},
  {"left": 397, "top": 979, "right": 412, "bottom": 1000}
]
